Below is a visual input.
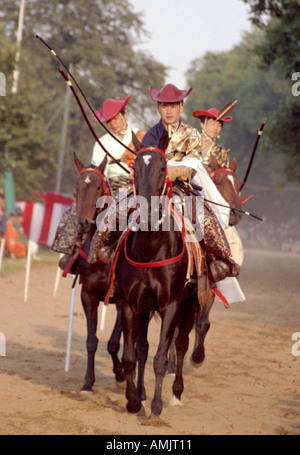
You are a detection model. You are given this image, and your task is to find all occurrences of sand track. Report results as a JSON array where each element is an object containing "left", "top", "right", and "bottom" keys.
[{"left": 0, "top": 248, "right": 299, "bottom": 435}]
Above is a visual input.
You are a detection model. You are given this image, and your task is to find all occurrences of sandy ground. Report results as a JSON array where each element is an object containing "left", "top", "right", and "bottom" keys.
[{"left": 0, "top": 247, "right": 299, "bottom": 436}]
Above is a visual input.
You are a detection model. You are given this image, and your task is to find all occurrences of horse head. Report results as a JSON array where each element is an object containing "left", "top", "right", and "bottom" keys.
[
  {"left": 132, "top": 146, "right": 168, "bottom": 203},
  {"left": 210, "top": 156, "right": 243, "bottom": 226},
  {"left": 73, "top": 152, "right": 108, "bottom": 232}
]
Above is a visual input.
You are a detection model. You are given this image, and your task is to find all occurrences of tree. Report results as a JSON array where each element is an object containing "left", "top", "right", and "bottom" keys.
[
  {"left": 0, "top": 0, "right": 168, "bottom": 196},
  {"left": 0, "top": 23, "right": 57, "bottom": 200},
  {"left": 242, "top": 0, "right": 300, "bottom": 181},
  {"left": 184, "top": 30, "right": 286, "bottom": 186}
]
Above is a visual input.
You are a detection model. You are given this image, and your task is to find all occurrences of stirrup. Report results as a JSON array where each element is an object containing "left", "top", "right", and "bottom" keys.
[
  {"left": 59, "top": 253, "right": 73, "bottom": 271},
  {"left": 97, "top": 245, "right": 113, "bottom": 264},
  {"left": 209, "top": 260, "right": 230, "bottom": 282}
]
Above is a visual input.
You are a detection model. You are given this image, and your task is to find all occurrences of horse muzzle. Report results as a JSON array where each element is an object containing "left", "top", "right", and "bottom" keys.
[{"left": 77, "top": 217, "right": 92, "bottom": 233}]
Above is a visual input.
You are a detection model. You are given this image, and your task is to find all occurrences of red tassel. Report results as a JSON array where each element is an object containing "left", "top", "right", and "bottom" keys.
[{"left": 240, "top": 194, "right": 253, "bottom": 204}]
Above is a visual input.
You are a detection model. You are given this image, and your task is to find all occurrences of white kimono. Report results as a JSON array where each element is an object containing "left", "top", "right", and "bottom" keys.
[{"left": 167, "top": 157, "right": 245, "bottom": 305}]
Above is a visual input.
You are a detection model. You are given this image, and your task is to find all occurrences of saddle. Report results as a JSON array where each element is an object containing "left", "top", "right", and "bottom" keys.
[{"left": 103, "top": 208, "right": 207, "bottom": 306}]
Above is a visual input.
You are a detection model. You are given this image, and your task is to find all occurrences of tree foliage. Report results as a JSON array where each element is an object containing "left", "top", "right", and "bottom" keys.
[
  {"left": 0, "top": 0, "right": 167, "bottom": 197},
  {"left": 184, "top": 30, "right": 287, "bottom": 187},
  {"left": 242, "top": 0, "right": 300, "bottom": 181}
]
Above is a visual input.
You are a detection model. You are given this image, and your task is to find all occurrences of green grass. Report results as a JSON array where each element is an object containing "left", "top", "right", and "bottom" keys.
[{"left": 0, "top": 247, "right": 60, "bottom": 276}]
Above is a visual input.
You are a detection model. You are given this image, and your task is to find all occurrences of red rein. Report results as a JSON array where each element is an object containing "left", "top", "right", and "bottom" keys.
[
  {"left": 79, "top": 167, "right": 110, "bottom": 195},
  {"left": 126, "top": 147, "right": 186, "bottom": 268},
  {"left": 210, "top": 167, "right": 252, "bottom": 204}
]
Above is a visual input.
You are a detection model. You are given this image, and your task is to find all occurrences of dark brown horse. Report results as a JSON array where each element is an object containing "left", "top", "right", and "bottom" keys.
[
  {"left": 113, "top": 147, "right": 201, "bottom": 417},
  {"left": 210, "top": 155, "right": 243, "bottom": 226},
  {"left": 71, "top": 153, "right": 125, "bottom": 391},
  {"left": 190, "top": 156, "right": 244, "bottom": 367}
]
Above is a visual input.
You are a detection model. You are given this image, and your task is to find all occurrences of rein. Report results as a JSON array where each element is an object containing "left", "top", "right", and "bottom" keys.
[
  {"left": 210, "top": 167, "right": 235, "bottom": 182},
  {"left": 125, "top": 147, "right": 186, "bottom": 268},
  {"left": 210, "top": 167, "right": 255, "bottom": 206},
  {"left": 79, "top": 167, "right": 111, "bottom": 195},
  {"left": 131, "top": 147, "right": 173, "bottom": 202},
  {"left": 124, "top": 221, "right": 186, "bottom": 268}
]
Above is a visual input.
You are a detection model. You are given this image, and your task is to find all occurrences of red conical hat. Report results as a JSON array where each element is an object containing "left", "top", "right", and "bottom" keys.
[
  {"left": 149, "top": 84, "right": 192, "bottom": 102},
  {"left": 192, "top": 107, "right": 232, "bottom": 122},
  {"left": 92, "top": 96, "right": 130, "bottom": 123}
]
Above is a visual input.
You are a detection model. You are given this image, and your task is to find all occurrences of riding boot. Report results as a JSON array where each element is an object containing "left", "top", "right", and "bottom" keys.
[
  {"left": 52, "top": 202, "right": 83, "bottom": 254},
  {"left": 201, "top": 201, "right": 240, "bottom": 281},
  {"left": 58, "top": 249, "right": 79, "bottom": 275},
  {"left": 87, "top": 228, "right": 121, "bottom": 264},
  {"left": 97, "top": 245, "right": 114, "bottom": 264}
]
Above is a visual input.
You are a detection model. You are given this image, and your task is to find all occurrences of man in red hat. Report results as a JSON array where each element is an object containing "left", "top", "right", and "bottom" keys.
[
  {"left": 193, "top": 107, "right": 245, "bottom": 274},
  {"left": 192, "top": 107, "right": 232, "bottom": 172},
  {"left": 92, "top": 96, "right": 146, "bottom": 191},
  {"left": 142, "top": 83, "right": 240, "bottom": 284},
  {"left": 142, "top": 83, "right": 202, "bottom": 161},
  {"left": 52, "top": 95, "right": 146, "bottom": 271}
]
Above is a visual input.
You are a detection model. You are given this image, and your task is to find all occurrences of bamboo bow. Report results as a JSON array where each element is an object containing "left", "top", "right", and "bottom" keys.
[{"left": 202, "top": 100, "right": 237, "bottom": 135}]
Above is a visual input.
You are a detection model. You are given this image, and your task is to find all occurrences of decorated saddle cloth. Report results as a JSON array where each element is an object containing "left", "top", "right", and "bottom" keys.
[
  {"left": 52, "top": 202, "right": 86, "bottom": 254},
  {"left": 102, "top": 202, "right": 207, "bottom": 306}
]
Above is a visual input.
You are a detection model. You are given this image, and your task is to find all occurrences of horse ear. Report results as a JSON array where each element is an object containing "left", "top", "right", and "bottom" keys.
[
  {"left": 230, "top": 157, "right": 237, "bottom": 171},
  {"left": 158, "top": 130, "right": 170, "bottom": 152},
  {"left": 210, "top": 155, "right": 219, "bottom": 171},
  {"left": 97, "top": 155, "right": 107, "bottom": 173},
  {"left": 73, "top": 152, "right": 85, "bottom": 171}
]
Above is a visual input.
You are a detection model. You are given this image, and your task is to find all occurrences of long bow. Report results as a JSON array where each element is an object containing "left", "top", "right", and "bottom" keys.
[
  {"left": 35, "top": 35, "right": 137, "bottom": 158},
  {"left": 202, "top": 100, "right": 237, "bottom": 135},
  {"left": 239, "top": 119, "right": 267, "bottom": 192},
  {"left": 57, "top": 68, "right": 131, "bottom": 175},
  {"left": 175, "top": 180, "right": 263, "bottom": 221}
]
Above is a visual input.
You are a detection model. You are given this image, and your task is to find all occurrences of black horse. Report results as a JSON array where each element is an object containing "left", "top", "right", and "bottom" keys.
[
  {"left": 71, "top": 153, "right": 125, "bottom": 392},
  {"left": 113, "top": 146, "right": 201, "bottom": 417}
]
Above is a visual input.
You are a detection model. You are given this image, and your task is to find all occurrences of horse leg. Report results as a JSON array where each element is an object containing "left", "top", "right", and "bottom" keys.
[
  {"left": 121, "top": 302, "right": 140, "bottom": 414},
  {"left": 191, "top": 289, "right": 215, "bottom": 367},
  {"left": 167, "top": 326, "right": 178, "bottom": 376},
  {"left": 136, "top": 312, "right": 150, "bottom": 402},
  {"left": 80, "top": 288, "right": 100, "bottom": 392},
  {"left": 107, "top": 305, "right": 125, "bottom": 384},
  {"left": 151, "top": 304, "right": 178, "bottom": 418},
  {"left": 171, "top": 300, "right": 197, "bottom": 404}
]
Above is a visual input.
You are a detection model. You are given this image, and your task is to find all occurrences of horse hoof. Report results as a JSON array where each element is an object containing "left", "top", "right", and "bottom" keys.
[
  {"left": 116, "top": 379, "right": 126, "bottom": 389},
  {"left": 165, "top": 372, "right": 175, "bottom": 380},
  {"left": 190, "top": 357, "right": 205, "bottom": 368},
  {"left": 137, "top": 402, "right": 146, "bottom": 417},
  {"left": 148, "top": 413, "right": 161, "bottom": 421},
  {"left": 126, "top": 400, "right": 141, "bottom": 414},
  {"left": 80, "top": 385, "right": 93, "bottom": 393},
  {"left": 169, "top": 395, "right": 183, "bottom": 407}
]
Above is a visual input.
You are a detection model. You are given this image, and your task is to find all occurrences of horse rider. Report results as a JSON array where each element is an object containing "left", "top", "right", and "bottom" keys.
[
  {"left": 192, "top": 107, "right": 232, "bottom": 173},
  {"left": 141, "top": 83, "right": 240, "bottom": 283},
  {"left": 91, "top": 95, "right": 146, "bottom": 195},
  {"left": 192, "top": 106, "right": 245, "bottom": 270},
  {"left": 53, "top": 95, "right": 146, "bottom": 270}
]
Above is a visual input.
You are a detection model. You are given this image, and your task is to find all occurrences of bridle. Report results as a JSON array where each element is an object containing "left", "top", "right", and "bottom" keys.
[
  {"left": 79, "top": 167, "right": 111, "bottom": 196},
  {"left": 210, "top": 167, "right": 242, "bottom": 199},
  {"left": 131, "top": 147, "right": 173, "bottom": 202},
  {"left": 125, "top": 147, "right": 186, "bottom": 268}
]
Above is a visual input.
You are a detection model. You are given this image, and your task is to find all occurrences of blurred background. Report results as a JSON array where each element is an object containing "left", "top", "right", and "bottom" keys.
[{"left": 0, "top": 0, "right": 299, "bottom": 254}]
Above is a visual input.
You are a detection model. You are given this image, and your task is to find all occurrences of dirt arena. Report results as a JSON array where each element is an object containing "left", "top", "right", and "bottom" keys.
[{"left": 0, "top": 247, "right": 299, "bottom": 435}]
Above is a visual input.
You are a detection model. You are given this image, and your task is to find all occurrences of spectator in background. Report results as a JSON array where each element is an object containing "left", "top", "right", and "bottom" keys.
[
  {"left": 5, "top": 207, "right": 27, "bottom": 258},
  {"left": 0, "top": 192, "right": 7, "bottom": 237}
]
